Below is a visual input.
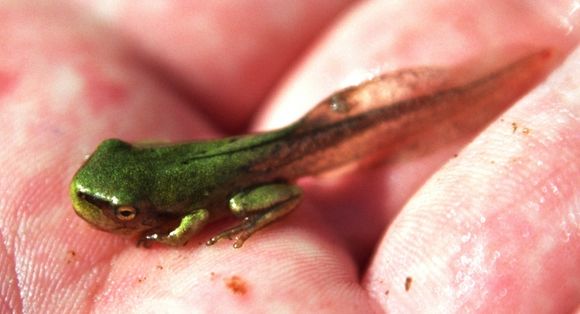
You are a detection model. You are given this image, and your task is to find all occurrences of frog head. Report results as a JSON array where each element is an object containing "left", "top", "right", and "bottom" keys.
[{"left": 70, "top": 139, "right": 164, "bottom": 236}]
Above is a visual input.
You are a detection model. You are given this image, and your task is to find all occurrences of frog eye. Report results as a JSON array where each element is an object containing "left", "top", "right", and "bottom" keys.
[{"left": 115, "top": 206, "right": 138, "bottom": 221}]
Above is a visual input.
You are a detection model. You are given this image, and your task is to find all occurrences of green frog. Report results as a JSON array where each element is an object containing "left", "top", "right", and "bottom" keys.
[{"left": 70, "top": 50, "right": 551, "bottom": 248}]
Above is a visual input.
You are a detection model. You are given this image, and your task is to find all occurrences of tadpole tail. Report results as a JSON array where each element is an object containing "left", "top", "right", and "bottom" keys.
[{"left": 254, "top": 49, "right": 557, "bottom": 179}]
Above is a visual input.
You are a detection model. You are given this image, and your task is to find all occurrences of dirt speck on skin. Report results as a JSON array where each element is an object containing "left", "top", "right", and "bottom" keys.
[
  {"left": 138, "top": 276, "right": 146, "bottom": 283},
  {"left": 65, "top": 250, "right": 77, "bottom": 264},
  {"left": 405, "top": 277, "right": 412, "bottom": 291},
  {"left": 511, "top": 122, "right": 531, "bottom": 135},
  {"left": 225, "top": 275, "right": 247, "bottom": 295},
  {"left": 156, "top": 265, "right": 163, "bottom": 270}
]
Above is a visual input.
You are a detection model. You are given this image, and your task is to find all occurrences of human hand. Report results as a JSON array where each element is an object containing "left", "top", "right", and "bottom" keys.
[{"left": 1, "top": 1, "right": 578, "bottom": 312}]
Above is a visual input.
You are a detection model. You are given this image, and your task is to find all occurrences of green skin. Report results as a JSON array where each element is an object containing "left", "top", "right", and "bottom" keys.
[{"left": 70, "top": 51, "right": 546, "bottom": 248}]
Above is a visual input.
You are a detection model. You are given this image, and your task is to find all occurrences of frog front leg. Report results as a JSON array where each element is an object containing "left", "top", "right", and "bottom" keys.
[
  {"left": 139, "top": 208, "right": 210, "bottom": 246},
  {"left": 207, "top": 183, "right": 302, "bottom": 248}
]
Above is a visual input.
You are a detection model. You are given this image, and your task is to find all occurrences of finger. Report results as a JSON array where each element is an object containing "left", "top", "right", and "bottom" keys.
[
  {"left": 364, "top": 43, "right": 580, "bottom": 313},
  {"left": 259, "top": 0, "right": 579, "bottom": 262},
  {"left": 68, "top": 0, "right": 357, "bottom": 131},
  {"left": 324, "top": 2, "right": 580, "bottom": 312}
]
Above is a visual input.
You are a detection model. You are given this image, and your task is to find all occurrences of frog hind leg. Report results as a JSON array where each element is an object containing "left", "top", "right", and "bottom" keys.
[{"left": 207, "top": 183, "right": 302, "bottom": 248}]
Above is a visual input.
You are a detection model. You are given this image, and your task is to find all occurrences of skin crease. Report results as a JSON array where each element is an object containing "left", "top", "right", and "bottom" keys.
[{"left": 0, "top": 1, "right": 578, "bottom": 314}]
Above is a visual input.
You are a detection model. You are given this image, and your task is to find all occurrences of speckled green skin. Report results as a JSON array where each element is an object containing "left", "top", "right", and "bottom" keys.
[
  {"left": 70, "top": 125, "right": 306, "bottom": 247},
  {"left": 72, "top": 129, "right": 293, "bottom": 217},
  {"left": 70, "top": 51, "right": 549, "bottom": 247}
]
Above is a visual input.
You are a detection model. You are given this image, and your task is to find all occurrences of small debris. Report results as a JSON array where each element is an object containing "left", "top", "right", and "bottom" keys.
[
  {"left": 511, "top": 122, "right": 531, "bottom": 135},
  {"left": 156, "top": 265, "right": 163, "bottom": 270},
  {"left": 137, "top": 276, "right": 147, "bottom": 283},
  {"left": 405, "top": 277, "right": 412, "bottom": 291},
  {"left": 65, "top": 250, "right": 77, "bottom": 264},
  {"left": 225, "top": 275, "right": 247, "bottom": 295}
]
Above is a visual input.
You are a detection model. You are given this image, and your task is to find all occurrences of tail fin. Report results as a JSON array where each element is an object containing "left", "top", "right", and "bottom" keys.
[{"left": 255, "top": 49, "right": 557, "bottom": 179}]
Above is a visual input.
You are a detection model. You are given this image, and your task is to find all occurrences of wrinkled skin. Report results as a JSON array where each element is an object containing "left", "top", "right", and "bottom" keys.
[{"left": 0, "top": 1, "right": 579, "bottom": 313}]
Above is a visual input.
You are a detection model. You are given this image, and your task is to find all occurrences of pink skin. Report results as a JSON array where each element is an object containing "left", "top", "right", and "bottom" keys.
[{"left": 0, "top": 1, "right": 578, "bottom": 312}]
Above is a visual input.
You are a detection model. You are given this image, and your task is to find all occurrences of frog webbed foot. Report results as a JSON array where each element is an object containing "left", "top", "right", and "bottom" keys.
[{"left": 207, "top": 183, "right": 302, "bottom": 248}]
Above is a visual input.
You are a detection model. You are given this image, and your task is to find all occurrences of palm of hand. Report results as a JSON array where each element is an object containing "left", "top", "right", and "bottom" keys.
[{"left": 0, "top": 1, "right": 579, "bottom": 312}]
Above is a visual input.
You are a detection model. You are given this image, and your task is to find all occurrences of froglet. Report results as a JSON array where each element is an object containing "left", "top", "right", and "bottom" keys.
[{"left": 70, "top": 50, "right": 552, "bottom": 248}]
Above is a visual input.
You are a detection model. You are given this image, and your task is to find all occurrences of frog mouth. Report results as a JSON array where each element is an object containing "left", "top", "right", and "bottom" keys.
[{"left": 70, "top": 184, "right": 127, "bottom": 234}]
